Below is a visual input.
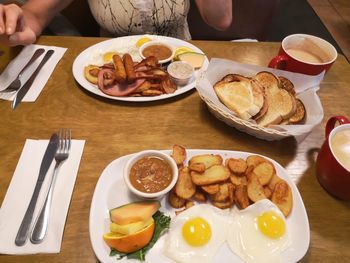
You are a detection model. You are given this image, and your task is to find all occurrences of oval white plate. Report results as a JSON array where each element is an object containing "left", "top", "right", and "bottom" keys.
[
  {"left": 89, "top": 149, "right": 310, "bottom": 263},
  {"left": 72, "top": 35, "right": 209, "bottom": 102}
]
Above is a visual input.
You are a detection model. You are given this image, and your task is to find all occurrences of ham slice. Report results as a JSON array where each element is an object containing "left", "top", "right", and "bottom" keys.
[{"left": 97, "top": 69, "right": 145, "bottom": 97}]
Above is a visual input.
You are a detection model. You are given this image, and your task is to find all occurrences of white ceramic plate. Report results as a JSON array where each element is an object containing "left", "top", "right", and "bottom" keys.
[
  {"left": 89, "top": 150, "right": 310, "bottom": 263},
  {"left": 72, "top": 35, "right": 209, "bottom": 102}
]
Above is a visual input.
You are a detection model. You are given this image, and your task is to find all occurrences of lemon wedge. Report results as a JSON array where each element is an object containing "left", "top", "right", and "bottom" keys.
[
  {"left": 136, "top": 37, "right": 152, "bottom": 48},
  {"left": 103, "top": 52, "right": 118, "bottom": 63},
  {"left": 174, "top": 46, "right": 194, "bottom": 60}
]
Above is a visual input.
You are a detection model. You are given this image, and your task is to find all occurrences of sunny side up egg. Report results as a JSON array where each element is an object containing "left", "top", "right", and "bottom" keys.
[
  {"left": 227, "top": 199, "right": 291, "bottom": 263},
  {"left": 163, "top": 204, "right": 231, "bottom": 263}
]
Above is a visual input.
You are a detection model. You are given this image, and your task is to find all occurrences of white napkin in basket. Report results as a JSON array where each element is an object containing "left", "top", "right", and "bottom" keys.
[
  {"left": 0, "top": 44, "right": 67, "bottom": 101},
  {"left": 0, "top": 138, "right": 85, "bottom": 254}
]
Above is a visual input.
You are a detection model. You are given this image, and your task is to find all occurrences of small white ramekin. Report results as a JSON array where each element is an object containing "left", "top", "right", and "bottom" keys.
[
  {"left": 139, "top": 41, "right": 175, "bottom": 64},
  {"left": 123, "top": 150, "right": 178, "bottom": 199},
  {"left": 167, "top": 61, "right": 194, "bottom": 86}
]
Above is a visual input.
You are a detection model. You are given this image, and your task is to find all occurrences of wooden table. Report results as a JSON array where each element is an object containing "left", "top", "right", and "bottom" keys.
[{"left": 1, "top": 36, "right": 350, "bottom": 263}]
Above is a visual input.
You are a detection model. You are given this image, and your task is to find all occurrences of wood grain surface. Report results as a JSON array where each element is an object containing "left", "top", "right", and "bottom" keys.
[{"left": 0, "top": 36, "right": 350, "bottom": 262}]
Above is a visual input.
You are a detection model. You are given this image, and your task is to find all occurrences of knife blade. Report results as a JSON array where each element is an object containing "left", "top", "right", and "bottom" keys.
[
  {"left": 12, "top": 49, "right": 55, "bottom": 110},
  {"left": 15, "top": 133, "right": 59, "bottom": 246}
]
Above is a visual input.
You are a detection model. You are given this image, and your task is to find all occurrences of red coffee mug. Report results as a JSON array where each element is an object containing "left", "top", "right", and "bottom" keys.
[
  {"left": 316, "top": 116, "right": 350, "bottom": 200},
  {"left": 269, "top": 34, "right": 337, "bottom": 75}
]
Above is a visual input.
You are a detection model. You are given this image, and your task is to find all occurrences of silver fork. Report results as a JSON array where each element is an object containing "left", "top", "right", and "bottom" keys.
[
  {"left": 30, "top": 129, "right": 71, "bottom": 244},
  {"left": 0, "top": 48, "right": 45, "bottom": 94}
]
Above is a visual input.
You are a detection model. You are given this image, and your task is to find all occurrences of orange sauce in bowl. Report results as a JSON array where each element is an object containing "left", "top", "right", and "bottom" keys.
[
  {"left": 129, "top": 156, "right": 173, "bottom": 193},
  {"left": 142, "top": 44, "right": 172, "bottom": 61}
]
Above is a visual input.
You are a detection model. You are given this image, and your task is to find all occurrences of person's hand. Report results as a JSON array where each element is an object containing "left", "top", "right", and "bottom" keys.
[{"left": 0, "top": 4, "right": 37, "bottom": 46}]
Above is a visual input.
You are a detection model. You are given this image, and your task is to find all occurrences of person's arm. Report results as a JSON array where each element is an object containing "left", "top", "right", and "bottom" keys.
[
  {"left": 0, "top": 0, "right": 73, "bottom": 46},
  {"left": 194, "top": 0, "right": 233, "bottom": 31}
]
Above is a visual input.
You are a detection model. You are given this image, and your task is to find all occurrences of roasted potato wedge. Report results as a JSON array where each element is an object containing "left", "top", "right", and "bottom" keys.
[
  {"left": 185, "top": 200, "right": 195, "bottom": 209},
  {"left": 226, "top": 158, "right": 247, "bottom": 175},
  {"left": 227, "top": 183, "right": 235, "bottom": 204},
  {"left": 193, "top": 189, "right": 207, "bottom": 202},
  {"left": 210, "top": 183, "right": 230, "bottom": 202},
  {"left": 189, "top": 162, "right": 206, "bottom": 173},
  {"left": 168, "top": 190, "right": 186, "bottom": 209},
  {"left": 246, "top": 155, "right": 270, "bottom": 167},
  {"left": 212, "top": 200, "right": 232, "bottom": 209},
  {"left": 189, "top": 154, "right": 223, "bottom": 169},
  {"left": 191, "top": 165, "right": 230, "bottom": 186},
  {"left": 247, "top": 172, "right": 266, "bottom": 202},
  {"left": 175, "top": 167, "right": 196, "bottom": 199},
  {"left": 268, "top": 172, "right": 283, "bottom": 191},
  {"left": 253, "top": 161, "right": 275, "bottom": 185},
  {"left": 263, "top": 186, "right": 273, "bottom": 199},
  {"left": 271, "top": 180, "right": 293, "bottom": 217},
  {"left": 142, "top": 89, "right": 163, "bottom": 96},
  {"left": 230, "top": 174, "right": 247, "bottom": 186},
  {"left": 171, "top": 145, "right": 186, "bottom": 167},
  {"left": 133, "top": 80, "right": 152, "bottom": 93},
  {"left": 201, "top": 184, "right": 220, "bottom": 195},
  {"left": 235, "top": 184, "right": 250, "bottom": 209}
]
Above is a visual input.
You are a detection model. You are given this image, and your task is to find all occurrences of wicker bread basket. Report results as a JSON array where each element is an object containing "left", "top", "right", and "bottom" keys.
[{"left": 195, "top": 59, "right": 324, "bottom": 141}]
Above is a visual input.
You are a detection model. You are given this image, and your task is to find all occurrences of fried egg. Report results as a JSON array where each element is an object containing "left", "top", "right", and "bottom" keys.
[
  {"left": 163, "top": 204, "right": 231, "bottom": 263},
  {"left": 227, "top": 199, "right": 291, "bottom": 263}
]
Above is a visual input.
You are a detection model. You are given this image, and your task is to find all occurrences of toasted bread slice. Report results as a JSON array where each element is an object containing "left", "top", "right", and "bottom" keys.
[
  {"left": 254, "top": 71, "right": 280, "bottom": 91},
  {"left": 279, "top": 76, "right": 296, "bottom": 96},
  {"left": 252, "top": 80, "right": 268, "bottom": 120},
  {"left": 254, "top": 72, "right": 297, "bottom": 127},
  {"left": 287, "top": 98, "right": 306, "bottom": 124},
  {"left": 214, "top": 74, "right": 264, "bottom": 120}
]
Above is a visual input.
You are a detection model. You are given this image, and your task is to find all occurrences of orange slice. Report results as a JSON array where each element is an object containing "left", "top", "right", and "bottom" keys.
[{"left": 103, "top": 220, "right": 155, "bottom": 253}]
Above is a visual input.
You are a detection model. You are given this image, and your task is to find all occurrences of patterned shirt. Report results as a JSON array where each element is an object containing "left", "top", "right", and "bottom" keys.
[{"left": 88, "top": 0, "right": 191, "bottom": 40}]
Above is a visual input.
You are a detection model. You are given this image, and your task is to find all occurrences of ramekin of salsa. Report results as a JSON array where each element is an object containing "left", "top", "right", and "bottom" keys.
[{"left": 124, "top": 150, "right": 178, "bottom": 199}]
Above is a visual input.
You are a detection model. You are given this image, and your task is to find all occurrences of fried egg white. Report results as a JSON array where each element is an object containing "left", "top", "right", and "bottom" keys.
[
  {"left": 227, "top": 199, "right": 291, "bottom": 263},
  {"left": 163, "top": 204, "right": 231, "bottom": 263}
]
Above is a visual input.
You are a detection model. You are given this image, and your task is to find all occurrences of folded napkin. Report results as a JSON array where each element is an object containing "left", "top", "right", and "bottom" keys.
[
  {"left": 0, "top": 44, "right": 67, "bottom": 101},
  {"left": 0, "top": 138, "right": 85, "bottom": 254}
]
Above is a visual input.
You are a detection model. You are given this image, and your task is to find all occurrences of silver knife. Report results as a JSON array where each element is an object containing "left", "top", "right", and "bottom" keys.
[
  {"left": 15, "top": 133, "right": 59, "bottom": 246},
  {"left": 12, "top": 49, "right": 55, "bottom": 110}
]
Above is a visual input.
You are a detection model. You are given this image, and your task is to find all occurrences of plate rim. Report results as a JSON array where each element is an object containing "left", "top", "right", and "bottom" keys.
[
  {"left": 89, "top": 149, "right": 310, "bottom": 263},
  {"left": 72, "top": 35, "right": 209, "bottom": 102}
]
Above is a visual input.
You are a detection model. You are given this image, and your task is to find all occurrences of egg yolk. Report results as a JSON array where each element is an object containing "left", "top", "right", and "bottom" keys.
[
  {"left": 257, "top": 211, "right": 286, "bottom": 239},
  {"left": 182, "top": 217, "right": 212, "bottom": 246},
  {"left": 103, "top": 52, "right": 118, "bottom": 63}
]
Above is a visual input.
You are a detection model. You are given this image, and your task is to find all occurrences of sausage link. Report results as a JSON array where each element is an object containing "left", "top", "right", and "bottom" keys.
[
  {"left": 112, "top": 54, "right": 127, "bottom": 83},
  {"left": 123, "top": 53, "right": 136, "bottom": 83}
]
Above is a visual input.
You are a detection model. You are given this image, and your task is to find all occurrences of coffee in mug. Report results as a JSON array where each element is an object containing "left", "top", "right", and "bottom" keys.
[
  {"left": 316, "top": 116, "right": 350, "bottom": 200},
  {"left": 330, "top": 129, "right": 350, "bottom": 172},
  {"left": 269, "top": 34, "right": 337, "bottom": 75},
  {"left": 285, "top": 49, "right": 324, "bottom": 64}
]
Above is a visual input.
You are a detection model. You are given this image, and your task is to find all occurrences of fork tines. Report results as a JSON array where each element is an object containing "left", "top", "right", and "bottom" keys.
[{"left": 57, "top": 129, "right": 71, "bottom": 153}]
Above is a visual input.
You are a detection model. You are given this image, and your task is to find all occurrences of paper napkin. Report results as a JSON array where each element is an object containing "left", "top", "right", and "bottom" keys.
[
  {"left": 0, "top": 138, "right": 85, "bottom": 254},
  {"left": 0, "top": 44, "right": 67, "bottom": 101}
]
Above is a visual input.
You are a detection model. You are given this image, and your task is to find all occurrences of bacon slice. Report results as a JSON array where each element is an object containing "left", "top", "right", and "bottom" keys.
[{"left": 97, "top": 69, "right": 146, "bottom": 97}]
